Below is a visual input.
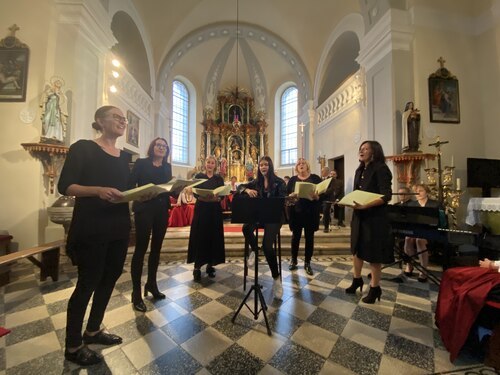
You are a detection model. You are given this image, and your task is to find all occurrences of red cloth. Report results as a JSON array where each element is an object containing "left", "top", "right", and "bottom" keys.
[
  {"left": 0, "top": 327, "right": 11, "bottom": 337},
  {"left": 168, "top": 204, "right": 196, "bottom": 227},
  {"left": 435, "top": 267, "right": 500, "bottom": 361}
]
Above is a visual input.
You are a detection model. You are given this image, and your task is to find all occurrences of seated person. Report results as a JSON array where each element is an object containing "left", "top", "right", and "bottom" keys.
[
  {"left": 403, "top": 183, "right": 439, "bottom": 282},
  {"left": 394, "top": 186, "right": 413, "bottom": 206},
  {"left": 435, "top": 258, "right": 500, "bottom": 363},
  {"left": 169, "top": 187, "right": 196, "bottom": 227}
]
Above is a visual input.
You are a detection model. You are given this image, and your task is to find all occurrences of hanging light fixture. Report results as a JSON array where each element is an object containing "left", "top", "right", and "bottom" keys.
[{"left": 232, "top": 0, "right": 241, "bottom": 128}]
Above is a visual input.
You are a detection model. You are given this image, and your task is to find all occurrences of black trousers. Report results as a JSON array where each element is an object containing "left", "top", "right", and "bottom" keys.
[
  {"left": 334, "top": 204, "right": 345, "bottom": 224},
  {"left": 322, "top": 201, "right": 332, "bottom": 229},
  {"left": 131, "top": 202, "right": 169, "bottom": 291},
  {"left": 65, "top": 238, "right": 128, "bottom": 348},
  {"left": 243, "top": 223, "right": 281, "bottom": 279},
  {"left": 291, "top": 224, "right": 315, "bottom": 262}
]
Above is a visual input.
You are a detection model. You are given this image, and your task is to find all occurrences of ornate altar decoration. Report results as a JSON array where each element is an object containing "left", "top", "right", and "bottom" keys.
[
  {"left": 200, "top": 87, "right": 268, "bottom": 182},
  {"left": 21, "top": 142, "right": 68, "bottom": 194},
  {"left": 386, "top": 153, "right": 435, "bottom": 187}
]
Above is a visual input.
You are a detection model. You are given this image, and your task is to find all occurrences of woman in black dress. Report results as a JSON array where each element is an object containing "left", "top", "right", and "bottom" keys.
[
  {"left": 58, "top": 106, "right": 130, "bottom": 366},
  {"left": 239, "top": 156, "right": 287, "bottom": 299},
  {"left": 187, "top": 155, "right": 225, "bottom": 281},
  {"left": 286, "top": 158, "right": 322, "bottom": 275},
  {"left": 128, "top": 137, "right": 172, "bottom": 312},
  {"left": 345, "top": 140, "right": 392, "bottom": 304}
]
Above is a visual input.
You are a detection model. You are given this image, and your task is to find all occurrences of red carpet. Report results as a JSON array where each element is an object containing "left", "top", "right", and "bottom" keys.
[
  {"left": 0, "top": 327, "right": 11, "bottom": 337},
  {"left": 224, "top": 226, "right": 263, "bottom": 233}
]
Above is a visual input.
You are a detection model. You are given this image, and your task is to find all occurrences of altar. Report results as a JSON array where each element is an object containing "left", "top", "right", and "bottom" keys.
[
  {"left": 199, "top": 88, "right": 268, "bottom": 182},
  {"left": 466, "top": 198, "right": 500, "bottom": 235}
]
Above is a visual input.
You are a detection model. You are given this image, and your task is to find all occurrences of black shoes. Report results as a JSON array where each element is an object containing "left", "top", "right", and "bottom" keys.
[
  {"left": 193, "top": 269, "right": 201, "bottom": 282},
  {"left": 144, "top": 283, "right": 166, "bottom": 299},
  {"left": 304, "top": 262, "right": 314, "bottom": 276},
  {"left": 418, "top": 275, "right": 428, "bottom": 283},
  {"left": 132, "top": 290, "right": 147, "bottom": 312},
  {"left": 345, "top": 277, "right": 364, "bottom": 294},
  {"left": 206, "top": 265, "right": 216, "bottom": 278},
  {"left": 64, "top": 346, "right": 102, "bottom": 366},
  {"left": 362, "top": 286, "right": 382, "bottom": 304},
  {"left": 83, "top": 330, "right": 123, "bottom": 346},
  {"left": 288, "top": 259, "right": 298, "bottom": 271}
]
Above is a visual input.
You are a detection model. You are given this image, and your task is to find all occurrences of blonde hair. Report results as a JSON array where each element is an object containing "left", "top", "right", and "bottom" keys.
[
  {"left": 295, "top": 158, "right": 311, "bottom": 174},
  {"left": 205, "top": 155, "right": 219, "bottom": 173},
  {"left": 413, "top": 183, "right": 430, "bottom": 194}
]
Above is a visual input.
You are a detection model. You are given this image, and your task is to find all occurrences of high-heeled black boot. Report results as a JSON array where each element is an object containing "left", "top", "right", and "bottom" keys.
[
  {"left": 206, "top": 265, "right": 216, "bottom": 278},
  {"left": 144, "top": 283, "right": 166, "bottom": 299},
  {"left": 193, "top": 269, "right": 201, "bottom": 282},
  {"left": 132, "top": 290, "right": 147, "bottom": 312},
  {"left": 362, "top": 286, "right": 382, "bottom": 304},
  {"left": 345, "top": 277, "right": 364, "bottom": 294}
]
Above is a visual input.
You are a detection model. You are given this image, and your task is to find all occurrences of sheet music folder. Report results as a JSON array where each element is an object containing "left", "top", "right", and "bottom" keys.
[
  {"left": 231, "top": 197, "right": 285, "bottom": 224},
  {"left": 387, "top": 205, "right": 440, "bottom": 227}
]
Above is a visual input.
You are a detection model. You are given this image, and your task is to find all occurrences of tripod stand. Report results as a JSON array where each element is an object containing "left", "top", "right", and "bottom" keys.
[{"left": 230, "top": 197, "right": 285, "bottom": 336}]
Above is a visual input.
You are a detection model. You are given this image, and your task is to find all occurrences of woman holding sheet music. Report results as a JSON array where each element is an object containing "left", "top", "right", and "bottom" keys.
[
  {"left": 239, "top": 156, "right": 287, "bottom": 298},
  {"left": 286, "top": 158, "right": 322, "bottom": 275},
  {"left": 345, "top": 140, "right": 392, "bottom": 304},
  {"left": 188, "top": 155, "right": 226, "bottom": 282},
  {"left": 128, "top": 137, "right": 173, "bottom": 312},
  {"left": 58, "top": 106, "right": 130, "bottom": 366}
]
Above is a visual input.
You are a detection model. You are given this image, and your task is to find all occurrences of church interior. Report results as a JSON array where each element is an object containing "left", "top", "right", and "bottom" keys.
[{"left": 0, "top": 0, "right": 499, "bottom": 373}]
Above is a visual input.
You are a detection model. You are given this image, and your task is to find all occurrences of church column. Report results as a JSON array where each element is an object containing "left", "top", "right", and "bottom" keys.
[{"left": 357, "top": 8, "right": 414, "bottom": 157}]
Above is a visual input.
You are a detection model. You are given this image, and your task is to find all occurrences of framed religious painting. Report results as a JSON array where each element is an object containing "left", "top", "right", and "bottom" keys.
[
  {"left": 0, "top": 25, "right": 30, "bottom": 102},
  {"left": 428, "top": 57, "right": 460, "bottom": 123},
  {"left": 126, "top": 110, "right": 140, "bottom": 147}
]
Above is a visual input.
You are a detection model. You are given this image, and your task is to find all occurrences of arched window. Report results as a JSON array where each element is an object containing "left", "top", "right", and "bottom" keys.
[
  {"left": 280, "top": 86, "right": 298, "bottom": 166},
  {"left": 172, "top": 80, "right": 189, "bottom": 164}
]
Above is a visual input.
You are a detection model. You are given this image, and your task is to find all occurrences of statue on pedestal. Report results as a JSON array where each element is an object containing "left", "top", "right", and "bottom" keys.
[{"left": 402, "top": 101, "right": 421, "bottom": 153}]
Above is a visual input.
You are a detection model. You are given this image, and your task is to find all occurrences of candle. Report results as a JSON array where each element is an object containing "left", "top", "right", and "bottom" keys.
[
  {"left": 425, "top": 159, "right": 429, "bottom": 169},
  {"left": 451, "top": 155, "right": 454, "bottom": 167},
  {"left": 456, "top": 178, "right": 461, "bottom": 190}
]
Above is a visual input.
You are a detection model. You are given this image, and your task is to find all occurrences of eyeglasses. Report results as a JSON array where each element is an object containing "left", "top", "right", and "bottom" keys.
[
  {"left": 155, "top": 143, "right": 168, "bottom": 150},
  {"left": 107, "top": 114, "right": 128, "bottom": 124}
]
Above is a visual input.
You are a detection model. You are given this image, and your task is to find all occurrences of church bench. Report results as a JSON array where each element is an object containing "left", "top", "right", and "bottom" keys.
[{"left": 0, "top": 239, "right": 64, "bottom": 286}]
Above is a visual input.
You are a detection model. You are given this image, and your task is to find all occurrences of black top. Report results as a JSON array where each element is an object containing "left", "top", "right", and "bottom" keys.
[
  {"left": 324, "top": 178, "right": 344, "bottom": 202},
  {"left": 58, "top": 140, "right": 131, "bottom": 243},
  {"left": 239, "top": 175, "right": 287, "bottom": 198},
  {"left": 408, "top": 198, "right": 440, "bottom": 208},
  {"left": 129, "top": 157, "right": 173, "bottom": 212},
  {"left": 286, "top": 174, "right": 323, "bottom": 231},
  {"left": 350, "top": 161, "right": 393, "bottom": 263}
]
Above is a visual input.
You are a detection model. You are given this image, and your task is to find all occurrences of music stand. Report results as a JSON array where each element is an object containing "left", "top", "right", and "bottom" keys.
[
  {"left": 385, "top": 205, "right": 442, "bottom": 285},
  {"left": 231, "top": 197, "right": 285, "bottom": 335}
]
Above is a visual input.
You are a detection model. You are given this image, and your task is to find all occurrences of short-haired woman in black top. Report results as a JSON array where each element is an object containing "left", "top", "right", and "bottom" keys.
[
  {"left": 58, "top": 106, "right": 131, "bottom": 366},
  {"left": 128, "top": 137, "right": 173, "bottom": 312}
]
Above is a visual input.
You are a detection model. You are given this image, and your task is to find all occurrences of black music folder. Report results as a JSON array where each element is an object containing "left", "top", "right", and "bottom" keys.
[{"left": 231, "top": 197, "right": 284, "bottom": 224}]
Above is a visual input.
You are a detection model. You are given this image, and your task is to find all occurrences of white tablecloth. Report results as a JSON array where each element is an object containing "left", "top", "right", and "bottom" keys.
[{"left": 466, "top": 198, "right": 500, "bottom": 226}]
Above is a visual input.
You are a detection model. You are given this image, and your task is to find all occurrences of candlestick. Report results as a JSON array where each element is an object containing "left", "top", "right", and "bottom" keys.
[
  {"left": 451, "top": 155, "right": 454, "bottom": 167},
  {"left": 456, "top": 178, "right": 461, "bottom": 190}
]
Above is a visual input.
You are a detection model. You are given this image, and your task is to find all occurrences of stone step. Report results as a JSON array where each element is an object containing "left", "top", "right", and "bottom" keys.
[{"left": 135, "top": 224, "right": 352, "bottom": 261}]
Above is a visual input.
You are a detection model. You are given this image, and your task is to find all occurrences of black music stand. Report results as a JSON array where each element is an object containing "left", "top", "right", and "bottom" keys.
[
  {"left": 231, "top": 197, "right": 285, "bottom": 335},
  {"left": 385, "top": 205, "right": 442, "bottom": 285}
]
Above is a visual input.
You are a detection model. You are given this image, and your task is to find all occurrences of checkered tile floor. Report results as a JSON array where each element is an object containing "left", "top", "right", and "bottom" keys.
[{"left": 0, "top": 255, "right": 494, "bottom": 374}]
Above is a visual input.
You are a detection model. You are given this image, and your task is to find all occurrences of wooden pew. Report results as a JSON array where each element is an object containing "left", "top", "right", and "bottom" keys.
[{"left": 0, "top": 239, "right": 64, "bottom": 286}]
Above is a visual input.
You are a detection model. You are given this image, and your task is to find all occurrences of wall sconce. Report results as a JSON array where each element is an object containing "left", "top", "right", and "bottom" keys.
[{"left": 108, "top": 57, "right": 122, "bottom": 93}]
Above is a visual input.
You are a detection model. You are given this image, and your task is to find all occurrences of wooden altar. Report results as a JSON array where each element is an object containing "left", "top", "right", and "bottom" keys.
[{"left": 199, "top": 88, "right": 268, "bottom": 182}]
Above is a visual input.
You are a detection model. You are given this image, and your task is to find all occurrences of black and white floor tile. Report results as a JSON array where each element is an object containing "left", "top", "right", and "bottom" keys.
[{"left": 0, "top": 255, "right": 496, "bottom": 375}]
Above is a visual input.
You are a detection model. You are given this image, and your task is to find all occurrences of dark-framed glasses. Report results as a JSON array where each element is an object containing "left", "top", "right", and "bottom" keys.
[{"left": 155, "top": 143, "right": 168, "bottom": 150}]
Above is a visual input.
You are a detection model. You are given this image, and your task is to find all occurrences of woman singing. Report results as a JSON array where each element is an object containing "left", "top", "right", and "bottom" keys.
[
  {"left": 128, "top": 138, "right": 172, "bottom": 312},
  {"left": 286, "top": 158, "right": 322, "bottom": 275},
  {"left": 187, "top": 155, "right": 226, "bottom": 281},
  {"left": 239, "top": 156, "right": 286, "bottom": 299},
  {"left": 58, "top": 106, "right": 130, "bottom": 366},
  {"left": 345, "top": 140, "right": 392, "bottom": 304}
]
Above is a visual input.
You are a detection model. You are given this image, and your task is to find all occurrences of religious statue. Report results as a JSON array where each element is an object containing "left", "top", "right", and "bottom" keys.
[
  {"left": 402, "top": 101, "right": 421, "bottom": 153},
  {"left": 250, "top": 144, "right": 258, "bottom": 163},
  {"left": 40, "top": 76, "right": 68, "bottom": 144}
]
